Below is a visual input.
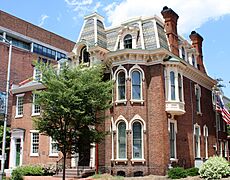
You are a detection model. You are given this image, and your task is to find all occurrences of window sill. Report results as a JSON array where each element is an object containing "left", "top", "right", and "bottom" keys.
[
  {"left": 131, "top": 159, "right": 145, "bottom": 164},
  {"left": 49, "top": 153, "right": 59, "bottom": 157},
  {"left": 170, "top": 158, "right": 178, "bottom": 162},
  {"left": 130, "top": 99, "right": 144, "bottom": 104},
  {"left": 31, "top": 113, "right": 40, "bottom": 117},
  {"left": 30, "top": 153, "right": 39, "bottom": 157},
  {"left": 115, "top": 99, "right": 127, "bottom": 105},
  {"left": 15, "top": 115, "right": 23, "bottom": 119},
  {"left": 114, "top": 159, "right": 128, "bottom": 164}
]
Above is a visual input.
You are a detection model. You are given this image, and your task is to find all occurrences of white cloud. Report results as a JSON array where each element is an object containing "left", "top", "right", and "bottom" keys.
[
  {"left": 38, "top": 14, "right": 49, "bottom": 27},
  {"left": 64, "top": 0, "right": 100, "bottom": 17},
  {"left": 104, "top": 0, "right": 230, "bottom": 34}
]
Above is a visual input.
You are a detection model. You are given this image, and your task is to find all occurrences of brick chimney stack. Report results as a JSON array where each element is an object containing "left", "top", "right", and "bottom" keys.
[
  {"left": 161, "top": 6, "right": 179, "bottom": 56},
  {"left": 189, "top": 31, "right": 206, "bottom": 73}
]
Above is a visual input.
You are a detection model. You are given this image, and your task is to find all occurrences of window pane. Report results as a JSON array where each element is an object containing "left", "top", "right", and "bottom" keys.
[
  {"left": 17, "top": 96, "right": 23, "bottom": 116},
  {"left": 118, "top": 122, "right": 126, "bottom": 159},
  {"left": 132, "top": 71, "right": 141, "bottom": 100},
  {"left": 32, "top": 133, "right": 39, "bottom": 154},
  {"left": 133, "top": 122, "right": 142, "bottom": 159},
  {"left": 118, "top": 72, "right": 126, "bottom": 100},
  {"left": 170, "top": 123, "right": 175, "bottom": 158},
  {"left": 170, "top": 71, "right": 175, "bottom": 100},
  {"left": 192, "top": 55, "right": 195, "bottom": 66},
  {"left": 178, "top": 74, "right": 182, "bottom": 102},
  {"left": 195, "top": 127, "right": 200, "bottom": 157},
  {"left": 124, "top": 34, "right": 132, "bottom": 49}
]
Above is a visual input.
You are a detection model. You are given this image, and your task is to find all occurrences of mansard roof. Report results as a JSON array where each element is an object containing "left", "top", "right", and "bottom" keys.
[{"left": 77, "top": 13, "right": 169, "bottom": 52}]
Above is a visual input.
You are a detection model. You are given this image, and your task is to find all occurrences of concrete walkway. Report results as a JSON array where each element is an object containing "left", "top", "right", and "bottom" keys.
[{"left": 23, "top": 176, "right": 93, "bottom": 180}]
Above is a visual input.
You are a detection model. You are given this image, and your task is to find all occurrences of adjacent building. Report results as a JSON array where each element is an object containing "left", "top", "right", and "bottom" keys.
[
  {"left": 9, "top": 6, "right": 228, "bottom": 177},
  {"left": 0, "top": 10, "right": 75, "bottom": 170}
]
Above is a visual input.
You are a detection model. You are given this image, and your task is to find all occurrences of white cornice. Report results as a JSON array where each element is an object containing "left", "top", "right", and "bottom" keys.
[{"left": 11, "top": 82, "right": 45, "bottom": 94}]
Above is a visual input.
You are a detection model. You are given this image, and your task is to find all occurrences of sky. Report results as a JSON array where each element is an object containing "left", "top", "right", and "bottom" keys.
[{"left": 1, "top": 0, "right": 230, "bottom": 97}]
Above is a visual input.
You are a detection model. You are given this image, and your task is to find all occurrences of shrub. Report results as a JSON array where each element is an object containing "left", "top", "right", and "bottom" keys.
[
  {"left": 168, "top": 167, "right": 187, "bottom": 179},
  {"left": 11, "top": 165, "right": 44, "bottom": 180},
  {"left": 185, "top": 167, "right": 199, "bottom": 176},
  {"left": 199, "top": 156, "right": 230, "bottom": 179}
]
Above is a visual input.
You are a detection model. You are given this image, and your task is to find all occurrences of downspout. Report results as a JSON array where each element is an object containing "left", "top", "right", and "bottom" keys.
[
  {"left": 95, "top": 143, "right": 99, "bottom": 174},
  {"left": 190, "top": 80, "right": 195, "bottom": 163}
]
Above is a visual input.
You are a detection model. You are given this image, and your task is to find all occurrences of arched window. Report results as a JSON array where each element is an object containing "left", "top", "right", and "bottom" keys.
[
  {"left": 181, "top": 47, "right": 185, "bottom": 60},
  {"left": 195, "top": 85, "right": 201, "bottom": 113},
  {"left": 170, "top": 71, "right": 175, "bottom": 100},
  {"left": 132, "top": 71, "right": 141, "bottom": 100},
  {"left": 117, "top": 71, "right": 126, "bottom": 100},
  {"left": 178, "top": 73, "right": 182, "bottom": 102},
  {"left": 80, "top": 46, "right": 89, "bottom": 64},
  {"left": 132, "top": 121, "right": 142, "bottom": 159},
  {"left": 192, "top": 54, "right": 195, "bottom": 67},
  {"left": 118, "top": 121, "right": 126, "bottom": 159},
  {"left": 124, "top": 34, "right": 132, "bottom": 49}
]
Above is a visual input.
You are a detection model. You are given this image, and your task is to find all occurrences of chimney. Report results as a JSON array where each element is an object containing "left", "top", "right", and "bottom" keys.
[
  {"left": 161, "top": 6, "right": 179, "bottom": 56},
  {"left": 189, "top": 31, "right": 206, "bottom": 73}
]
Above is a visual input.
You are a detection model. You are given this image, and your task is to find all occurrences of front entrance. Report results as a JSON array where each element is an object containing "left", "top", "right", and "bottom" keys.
[
  {"left": 71, "top": 127, "right": 94, "bottom": 168},
  {"left": 9, "top": 128, "right": 24, "bottom": 169},
  {"left": 15, "top": 139, "right": 21, "bottom": 166}
]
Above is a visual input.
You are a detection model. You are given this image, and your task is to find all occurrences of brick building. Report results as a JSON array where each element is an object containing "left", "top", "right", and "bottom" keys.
[
  {"left": 0, "top": 10, "right": 75, "bottom": 170},
  {"left": 9, "top": 7, "right": 228, "bottom": 177}
]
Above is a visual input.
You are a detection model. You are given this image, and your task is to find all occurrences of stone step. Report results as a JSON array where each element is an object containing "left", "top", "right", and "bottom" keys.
[{"left": 54, "top": 168, "right": 95, "bottom": 178}]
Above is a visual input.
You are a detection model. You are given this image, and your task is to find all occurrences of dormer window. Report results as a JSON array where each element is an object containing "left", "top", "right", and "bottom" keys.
[
  {"left": 80, "top": 46, "right": 90, "bottom": 64},
  {"left": 124, "top": 34, "right": 132, "bottom": 49},
  {"left": 181, "top": 47, "right": 185, "bottom": 60},
  {"left": 192, "top": 54, "right": 196, "bottom": 67}
]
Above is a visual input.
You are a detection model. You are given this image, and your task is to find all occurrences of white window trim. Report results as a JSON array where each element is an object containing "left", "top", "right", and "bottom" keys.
[
  {"left": 33, "top": 67, "right": 42, "bottom": 82},
  {"left": 194, "top": 123, "right": 201, "bottom": 158},
  {"left": 114, "top": 66, "right": 128, "bottom": 104},
  {"left": 220, "top": 141, "right": 223, "bottom": 157},
  {"left": 32, "top": 93, "right": 40, "bottom": 116},
  {"left": 224, "top": 141, "right": 228, "bottom": 157},
  {"left": 15, "top": 94, "right": 24, "bottom": 118},
  {"left": 129, "top": 65, "right": 145, "bottom": 104},
  {"left": 168, "top": 119, "right": 177, "bottom": 161},
  {"left": 203, "top": 125, "right": 208, "bottom": 159},
  {"left": 130, "top": 120, "right": 145, "bottom": 161},
  {"left": 30, "top": 130, "right": 39, "bottom": 157},
  {"left": 165, "top": 67, "right": 184, "bottom": 103},
  {"left": 195, "top": 84, "right": 202, "bottom": 114},
  {"left": 49, "top": 137, "right": 59, "bottom": 157},
  {"left": 115, "top": 119, "right": 128, "bottom": 161}
]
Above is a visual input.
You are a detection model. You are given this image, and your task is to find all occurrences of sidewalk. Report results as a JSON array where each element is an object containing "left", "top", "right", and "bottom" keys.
[{"left": 23, "top": 176, "right": 93, "bottom": 180}]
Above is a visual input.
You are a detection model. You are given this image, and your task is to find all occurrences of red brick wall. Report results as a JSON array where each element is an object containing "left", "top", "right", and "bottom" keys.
[
  {"left": 11, "top": 91, "right": 60, "bottom": 165},
  {"left": 0, "top": 10, "right": 75, "bottom": 52},
  {"left": 177, "top": 77, "right": 217, "bottom": 167}
]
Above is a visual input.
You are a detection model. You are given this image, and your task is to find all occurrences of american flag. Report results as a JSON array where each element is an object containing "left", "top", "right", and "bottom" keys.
[{"left": 216, "top": 95, "right": 230, "bottom": 124}]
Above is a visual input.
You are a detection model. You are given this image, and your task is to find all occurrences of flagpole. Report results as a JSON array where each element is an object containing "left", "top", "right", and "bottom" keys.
[{"left": 213, "top": 85, "right": 219, "bottom": 156}]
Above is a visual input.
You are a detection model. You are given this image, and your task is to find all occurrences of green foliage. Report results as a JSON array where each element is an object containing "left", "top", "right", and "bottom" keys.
[
  {"left": 199, "top": 156, "right": 230, "bottom": 179},
  {"left": 185, "top": 167, "right": 199, "bottom": 176},
  {"left": 0, "top": 123, "right": 11, "bottom": 154},
  {"left": 33, "top": 63, "right": 113, "bottom": 155},
  {"left": 167, "top": 167, "right": 187, "bottom": 179},
  {"left": 11, "top": 165, "right": 44, "bottom": 180}
]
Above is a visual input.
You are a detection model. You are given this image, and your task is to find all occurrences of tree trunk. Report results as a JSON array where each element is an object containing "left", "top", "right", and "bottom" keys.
[{"left": 62, "top": 147, "right": 66, "bottom": 180}]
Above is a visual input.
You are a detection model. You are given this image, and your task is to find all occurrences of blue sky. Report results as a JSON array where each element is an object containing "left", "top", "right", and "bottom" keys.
[{"left": 1, "top": 0, "right": 230, "bottom": 97}]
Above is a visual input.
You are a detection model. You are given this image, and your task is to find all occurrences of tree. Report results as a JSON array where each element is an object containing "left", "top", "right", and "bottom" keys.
[
  {"left": 0, "top": 122, "right": 10, "bottom": 168},
  {"left": 33, "top": 64, "right": 112, "bottom": 180}
]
